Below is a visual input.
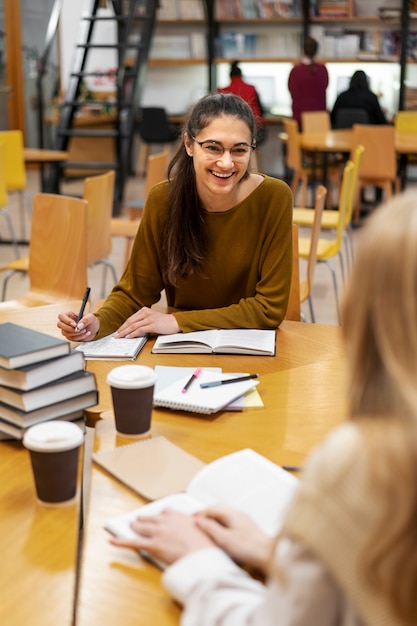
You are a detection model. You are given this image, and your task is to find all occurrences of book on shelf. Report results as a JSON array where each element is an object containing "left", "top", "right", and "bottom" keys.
[
  {"left": 0, "top": 389, "right": 98, "bottom": 428},
  {"left": 0, "top": 323, "right": 70, "bottom": 370},
  {"left": 152, "top": 328, "right": 276, "bottom": 355},
  {"left": 104, "top": 445, "right": 299, "bottom": 566},
  {"left": 75, "top": 333, "right": 147, "bottom": 360},
  {"left": 0, "top": 350, "right": 85, "bottom": 392},
  {"left": 0, "top": 410, "right": 87, "bottom": 440},
  {"left": 0, "top": 370, "right": 97, "bottom": 412},
  {"left": 153, "top": 369, "right": 259, "bottom": 415}
]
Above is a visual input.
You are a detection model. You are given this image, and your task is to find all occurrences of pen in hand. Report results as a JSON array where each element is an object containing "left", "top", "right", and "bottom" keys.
[
  {"left": 200, "top": 373, "right": 259, "bottom": 388},
  {"left": 75, "top": 287, "right": 91, "bottom": 331},
  {"left": 182, "top": 368, "right": 202, "bottom": 394}
]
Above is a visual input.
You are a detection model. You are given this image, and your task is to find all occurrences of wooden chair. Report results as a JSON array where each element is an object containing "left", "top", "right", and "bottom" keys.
[
  {"left": 283, "top": 118, "right": 339, "bottom": 209},
  {"left": 0, "top": 130, "right": 31, "bottom": 240},
  {"left": 293, "top": 145, "right": 364, "bottom": 268},
  {"left": 351, "top": 124, "right": 400, "bottom": 223},
  {"left": 0, "top": 193, "right": 88, "bottom": 308},
  {"left": 110, "top": 150, "right": 169, "bottom": 269},
  {"left": 298, "top": 160, "right": 354, "bottom": 324},
  {"left": 1, "top": 171, "right": 118, "bottom": 301},
  {"left": 298, "top": 185, "right": 327, "bottom": 323},
  {"left": 285, "top": 223, "right": 301, "bottom": 321},
  {"left": 0, "top": 142, "right": 20, "bottom": 260},
  {"left": 301, "top": 111, "right": 331, "bottom": 133}
]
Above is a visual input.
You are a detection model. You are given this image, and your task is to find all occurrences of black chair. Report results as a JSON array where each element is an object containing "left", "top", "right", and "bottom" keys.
[
  {"left": 334, "top": 108, "right": 370, "bottom": 129},
  {"left": 136, "top": 107, "right": 179, "bottom": 176}
]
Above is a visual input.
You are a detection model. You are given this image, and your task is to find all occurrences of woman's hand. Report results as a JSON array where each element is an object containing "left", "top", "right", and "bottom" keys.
[
  {"left": 110, "top": 509, "right": 216, "bottom": 566},
  {"left": 195, "top": 506, "right": 274, "bottom": 574},
  {"left": 57, "top": 311, "right": 100, "bottom": 342},
  {"left": 115, "top": 307, "right": 180, "bottom": 337}
]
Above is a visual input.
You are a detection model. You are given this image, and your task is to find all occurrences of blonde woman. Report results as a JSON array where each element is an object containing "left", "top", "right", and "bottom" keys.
[{"left": 111, "top": 192, "right": 417, "bottom": 625}]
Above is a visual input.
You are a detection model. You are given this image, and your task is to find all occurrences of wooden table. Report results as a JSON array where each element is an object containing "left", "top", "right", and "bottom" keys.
[
  {"left": 0, "top": 302, "right": 81, "bottom": 626},
  {"left": 24, "top": 147, "right": 69, "bottom": 193},
  {"left": 0, "top": 304, "right": 347, "bottom": 625}
]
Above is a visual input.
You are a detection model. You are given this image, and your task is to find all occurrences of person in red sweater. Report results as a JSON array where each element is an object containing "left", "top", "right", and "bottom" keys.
[
  {"left": 288, "top": 37, "right": 328, "bottom": 130},
  {"left": 218, "top": 60, "right": 266, "bottom": 144}
]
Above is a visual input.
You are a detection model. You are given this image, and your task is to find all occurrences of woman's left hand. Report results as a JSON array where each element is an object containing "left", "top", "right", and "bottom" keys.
[
  {"left": 110, "top": 509, "right": 215, "bottom": 566},
  {"left": 115, "top": 307, "right": 180, "bottom": 337}
]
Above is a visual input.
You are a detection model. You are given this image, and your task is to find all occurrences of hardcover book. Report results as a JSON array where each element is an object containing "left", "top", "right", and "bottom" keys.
[{"left": 0, "top": 323, "right": 70, "bottom": 370}]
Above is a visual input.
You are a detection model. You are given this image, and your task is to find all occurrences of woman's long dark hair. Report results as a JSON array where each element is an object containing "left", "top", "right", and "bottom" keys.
[{"left": 163, "top": 93, "right": 256, "bottom": 285}]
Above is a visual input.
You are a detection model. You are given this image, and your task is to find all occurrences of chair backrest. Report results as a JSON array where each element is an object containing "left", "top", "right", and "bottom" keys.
[
  {"left": 0, "top": 130, "right": 27, "bottom": 191},
  {"left": 0, "top": 143, "right": 8, "bottom": 208},
  {"left": 351, "top": 124, "right": 396, "bottom": 181},
  {"left": 283, "top": 119, "right": 302, "bottom": 172},
  {"left": 334, "top": 108, "right": 370, "bottom": 129},
  {"left": 143, "top": 150, "right": 169, "bottom": 198},
  {"left": 83, "top": 170, "right": 115, "bottom": 265},
  {"left": 394, "top": 110, "right": 417, "bottom": 132},
  {"left": 138, "top": 107, "right": 177, "bottom": 143},
  {"left": 285, "top": 223, "right": 301, "bottom": 321},
  {"left": 345, "top": 144, "right": 365, "bottom": 226},
  {"left": 28, "top": 193, "right": 88, "bottom": 302},
  {"left": 301, "top": 111, "right": 331, "bottom": 133},
  {"left": 333, "top": 160, "right": 355, "bottom": 251},
  {"left": 306, "top": 185, "right": 327, "bottom": 294}
]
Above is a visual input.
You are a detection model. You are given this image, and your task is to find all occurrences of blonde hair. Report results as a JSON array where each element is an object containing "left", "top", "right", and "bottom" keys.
[{"left": 342, "top": 191, "right": 417, "bottom": 623}]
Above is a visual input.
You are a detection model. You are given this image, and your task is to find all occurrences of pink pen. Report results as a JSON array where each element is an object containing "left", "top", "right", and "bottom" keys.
[{"left": 181, "top": 367, "right": 202, "bottom": 394}]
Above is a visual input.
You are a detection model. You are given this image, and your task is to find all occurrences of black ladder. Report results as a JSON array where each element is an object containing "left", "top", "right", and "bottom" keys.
[{"left": 46, "top": 0, "right": 158, "bottom": 213}]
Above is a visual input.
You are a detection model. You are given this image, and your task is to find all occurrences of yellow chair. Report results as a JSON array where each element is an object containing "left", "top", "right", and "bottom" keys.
[
  {"left": 285, "top": 223, "right": 301, "bottom": 322},
  {"left": 394, "top": 110, "right": 417, "bottom": 132},
  {"left": 0, "top": 130, "right": 31, "bottom": 240},
  {"left": 351, "top": 124, "right": 399, "bottom": 223},
  {"left": 298, "top": 185, "right": 327, "bottom": 323},
  {"left": 298, "top": 160, "right": 354, "bottom": 324},
  {"left": 110, "top": 150, "right": 169, "bottom": 269},
  {"left": 293, "top": 144, "right": 364, "bottom": 267},
  {"left": 0, "top": 142, "right": 20, "bottom": 259},
  {"left": 283, "top": 118, "right": 340, "bottom": 208},
  {"left": 301, "top": 111, "right": 331, "bottom": 133},
  {"left": 0, "top": 193, "right": 88, "bottom": 308}
]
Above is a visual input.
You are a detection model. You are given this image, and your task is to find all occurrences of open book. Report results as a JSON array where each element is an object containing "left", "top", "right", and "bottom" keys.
[
  {"left": 152, "top": 329, "right": 276, "bottom": 356},
  {"left": 105, "top": 447, "right": 298, "bottom": 545},
  {"left": 75, "top": 333, "right": 147, "bottom": 360}
]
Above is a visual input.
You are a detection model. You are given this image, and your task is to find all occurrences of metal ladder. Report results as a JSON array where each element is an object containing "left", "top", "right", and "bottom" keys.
[{"left": 46, "top": 0, "right": 158, "bottom": 213}]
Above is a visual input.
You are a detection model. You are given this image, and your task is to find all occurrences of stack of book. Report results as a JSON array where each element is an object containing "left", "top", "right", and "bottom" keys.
[{"left": 0, "top": 323, "right": 99, "bottom": 439}]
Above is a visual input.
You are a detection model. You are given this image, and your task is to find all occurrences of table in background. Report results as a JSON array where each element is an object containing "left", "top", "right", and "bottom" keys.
[
  {"left": 24, "top": 147, "right": 69, "bottom": 193},
  {"left": 0, "top": 302, "right": 82, "bottom": 626},
  {"left": 76, "top": 321, "right": 347, "bottom": 626}
]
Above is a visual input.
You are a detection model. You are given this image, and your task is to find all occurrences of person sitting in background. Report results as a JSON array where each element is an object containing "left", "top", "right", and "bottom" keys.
[
  {"left": 330, "top": 70, "right": 387, "bottom": 126},
  {"left": 110, "top": 191, "right": 417, "bottom": 626},
  {"left": 57, "top": 93, "right": 293, "bottom": 342},
  {"left": 218, "top": 60, "right": 266, "bottom": 145},
  {"left": 288, "top": 36, "right": 328, "bottom": 130}
]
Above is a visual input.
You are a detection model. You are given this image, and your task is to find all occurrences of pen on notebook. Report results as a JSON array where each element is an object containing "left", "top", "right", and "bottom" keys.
[
  {"left": 75, "top": 287, "right": 91, "bottom": 331},
  {"left": 200, "top": 373, "right": 259, "bottom": 388},
  {"left": 182, "top": 367, "right": 202, "bottom": 394}
]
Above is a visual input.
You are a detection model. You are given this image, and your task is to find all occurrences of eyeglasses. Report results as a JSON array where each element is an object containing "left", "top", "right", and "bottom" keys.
[{"left": 192, "top": 137, "right": 256, "bottom": 161}]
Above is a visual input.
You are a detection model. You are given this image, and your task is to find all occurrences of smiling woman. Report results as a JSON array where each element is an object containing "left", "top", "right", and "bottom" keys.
[{"left": 57, "top": 93, "right": 293, "bottom": 342}]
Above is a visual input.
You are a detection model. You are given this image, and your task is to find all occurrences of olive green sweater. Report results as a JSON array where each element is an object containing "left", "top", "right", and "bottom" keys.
[{"left": 96, "top": 175, "right": 293, "bottom": 338}]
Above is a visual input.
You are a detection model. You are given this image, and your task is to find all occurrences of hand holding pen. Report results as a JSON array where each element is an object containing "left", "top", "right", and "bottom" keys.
[{"left": 75, "top": 287, "right": 91, "bottom": 331}]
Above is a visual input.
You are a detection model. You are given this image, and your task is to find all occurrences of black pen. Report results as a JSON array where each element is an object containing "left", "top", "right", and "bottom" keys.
[
  {"left": 200, "top": 374, "right": 259, "bottom": 388},
  {"left": 75, "top": 287, "right": 91, "bottom": 330}
]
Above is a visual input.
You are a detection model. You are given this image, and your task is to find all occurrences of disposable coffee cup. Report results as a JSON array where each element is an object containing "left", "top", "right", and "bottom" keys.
[
  {"left": 106, "top": 365, "right": 157, "bottom": 437},
  {"left": 23, "top": 420, "right": 84, "bottom": 507}
]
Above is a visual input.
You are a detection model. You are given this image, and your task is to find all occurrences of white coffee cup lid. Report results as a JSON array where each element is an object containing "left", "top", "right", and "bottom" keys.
[
  {"left": 23, "top": 420, "right": 84, "bottom": 452},
  {"left": 106, "top": 365, "right": 157, "bottom": 389}
]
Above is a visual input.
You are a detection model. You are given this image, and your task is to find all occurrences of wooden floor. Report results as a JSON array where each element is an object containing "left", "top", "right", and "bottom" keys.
[{"left": 0, "top": 167, "right": 398, "bottom": 327}]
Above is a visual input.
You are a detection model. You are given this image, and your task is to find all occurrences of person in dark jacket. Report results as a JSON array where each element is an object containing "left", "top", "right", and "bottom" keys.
[{"left": 330, "top": 70, "right": 387, "bottom": 126}]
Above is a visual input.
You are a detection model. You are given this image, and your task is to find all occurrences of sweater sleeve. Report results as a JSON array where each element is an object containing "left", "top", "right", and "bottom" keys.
[{"left": 162, "top": 540, "right": 346, "bottom": 626}]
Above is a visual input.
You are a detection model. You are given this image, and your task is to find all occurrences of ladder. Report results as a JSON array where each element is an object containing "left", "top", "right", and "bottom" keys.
[{"left": 46, "top": 0, "right": 158, "bottom": 213}]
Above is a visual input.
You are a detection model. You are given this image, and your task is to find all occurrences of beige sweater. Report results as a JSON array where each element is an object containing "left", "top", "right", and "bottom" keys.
[{"left": 95, "top": 175, "right": 293, "bottom": 338}]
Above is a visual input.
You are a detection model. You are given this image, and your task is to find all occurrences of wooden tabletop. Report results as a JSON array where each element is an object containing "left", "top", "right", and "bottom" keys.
[
  {"left": 24, "top": 147, "right": 69, "bottom": 163},
  {"left": 0, "top": 305, "right": 347, "bottom": 626}
]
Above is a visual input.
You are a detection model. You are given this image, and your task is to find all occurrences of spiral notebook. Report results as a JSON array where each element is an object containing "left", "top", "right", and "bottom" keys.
[{"left": 153, "top": 369, "right": 259, "bottom": 414}]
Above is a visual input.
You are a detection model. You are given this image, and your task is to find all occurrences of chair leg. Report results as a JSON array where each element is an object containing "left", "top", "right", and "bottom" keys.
[
  {"left": 307, "top": 295, "right": 315, "bottom": 323},
  {"left": 98, "top": 259, "right": 118, "bottom": 299},
  {"left": 1, "top": 269, "right": 19, "bottom": 301},
  {"left": 322, "top": 259, "right": 341, "bottom": 325},
  {"left": 0, "top": 210, "right": 20, "bottom": 259}
]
